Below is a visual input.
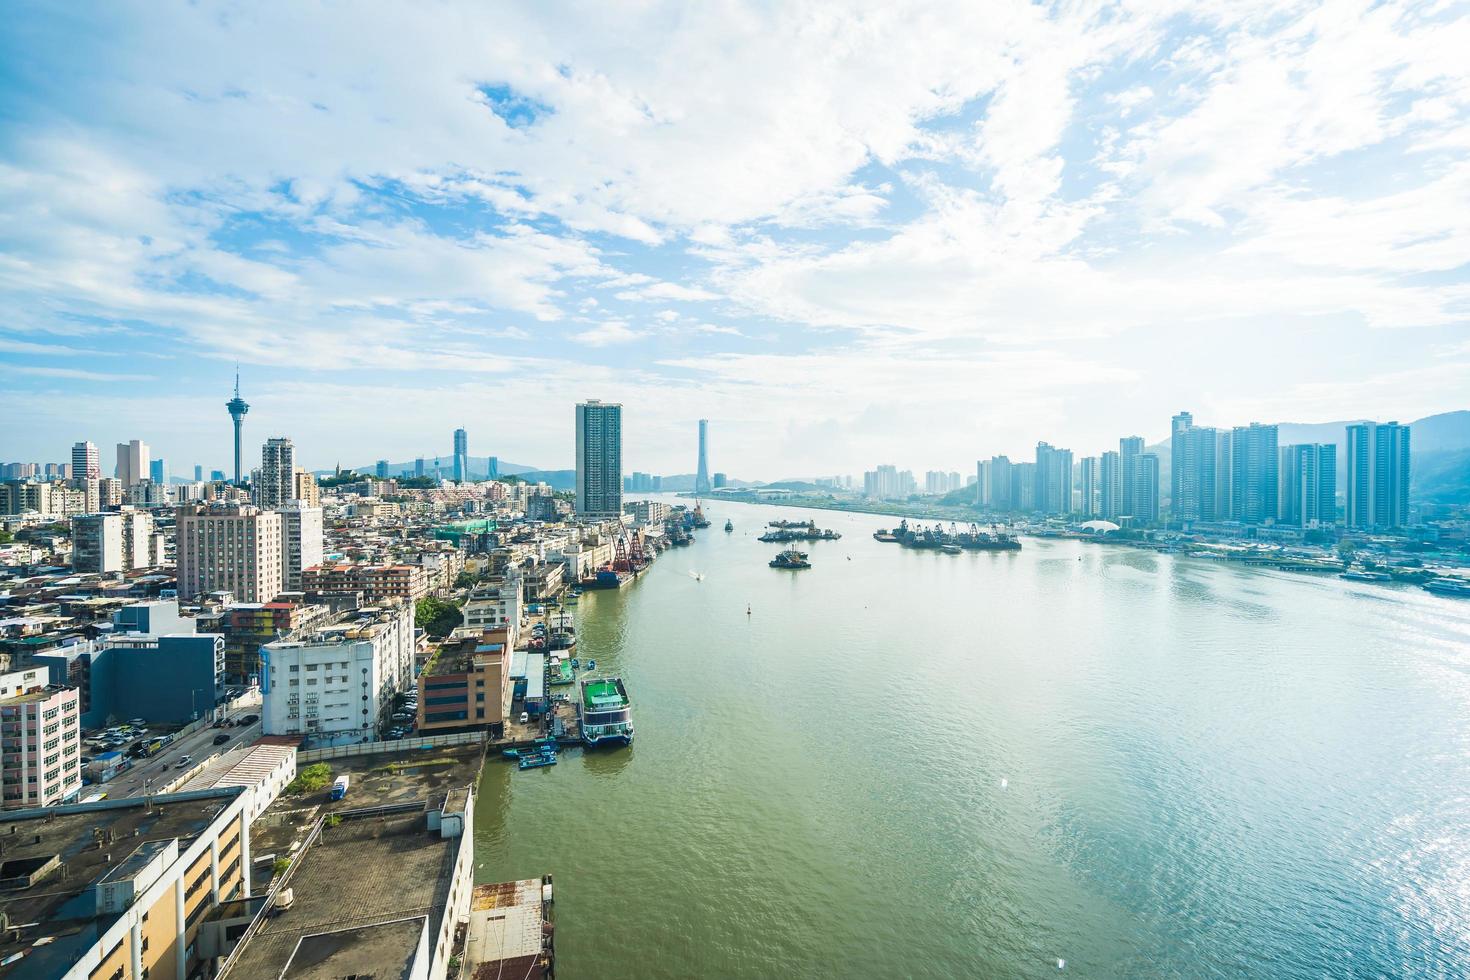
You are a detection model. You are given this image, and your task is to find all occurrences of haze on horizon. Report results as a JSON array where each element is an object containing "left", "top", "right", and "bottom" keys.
[{"left": 1, "top": 3, "right": 1468, "bottom": 479}]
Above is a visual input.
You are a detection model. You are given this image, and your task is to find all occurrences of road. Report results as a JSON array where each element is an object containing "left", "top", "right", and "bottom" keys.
[{"left": 97, "top": 691, "right": 263, "bottom": 800}]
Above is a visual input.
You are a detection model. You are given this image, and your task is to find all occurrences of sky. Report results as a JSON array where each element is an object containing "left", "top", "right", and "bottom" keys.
[{"left": 1, "top": 1, "right": 1468, "bottom": 480}]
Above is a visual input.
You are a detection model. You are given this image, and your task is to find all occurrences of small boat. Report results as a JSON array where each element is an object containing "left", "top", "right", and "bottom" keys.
[
  {"left": 586, "top": 659, "right": 596, "bottom": 670},
  {"left": 746, "top": 604, "right": 751, "bottom": 615},
  {"left": 502, "top": 748, "right": 521, "bottom": 760},
  {"left": 518, "top": 753, "right": 558, "bottom": 770},
  {"left": 1340, "top": 569, "right": 1391, "bottom": 582},
  {"left": 570, "top": 658, "right": 580, "bottom": 668},
  {"left": 724, "top": 519, "right": 734, "bottom": 532},
  {"left": 940, "top": 543, "right": 962, "bottom": 554}
]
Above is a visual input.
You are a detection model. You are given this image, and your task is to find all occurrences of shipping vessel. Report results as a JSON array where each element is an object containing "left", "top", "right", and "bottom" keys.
[
  {"left": 1423, "top": 578, "right": 1470, "bottom": 597},
  {"left": 580, "top": 676, "right": 634, "bottom": 747},
  {"left": 769, "top": 549, "right": 812, "bottom": 569}
]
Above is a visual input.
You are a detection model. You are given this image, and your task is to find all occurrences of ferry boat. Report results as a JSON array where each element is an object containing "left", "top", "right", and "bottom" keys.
[
  {"left": 1423, "top": 578, "right": 1470, "bottom": 598},
  {"left": 769, "top": 549, "right": 811, "bottom": 569},
  {"left": 724, "top": 519, "right": 734, "bottom": 532},
  {"left": 1340, "top": 569, "right": 1391, "bottom": 582},
  {"left": 580, "top": 676, "right": 634, "bottom": 747}
]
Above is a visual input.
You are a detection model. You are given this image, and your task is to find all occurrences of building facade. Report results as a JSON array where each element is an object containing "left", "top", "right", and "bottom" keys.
[
  {"left": 1280, "top": 443, "right": 1337, "bottom": 527},
  {"left": 453, "top": 427, "right": 468, "bottom": 482},
  {"left": 1230, "top": 423, "right": 1280, "bottom": 524},
  {"left": 115, "top": 439, "right": 150, "bottom": 488},
  {"left": 257, "top": 436, "right": 295, "bottom": 509},
  {"left": 260, "top": 603, "right": 415, "bottom": 742},
  {"left": 1346, "top": 421, "right": 1411, "bottom": 529},
  {"left": 276, "top": 502, "right": 324, "bottom": 591},
  {"left": 71, "top": 441, "right": 100, "bottom": 481},
  {"left": 575, "top": 400, "right": 623, "bottom": 518},
  {"left": 176, "top": 502, "right": 285, "bottom": 602},
  {"left": 1034, "top": 442, "right": 1074, "bottom": 515},
  {"left": 0, "top": 672, "right": 82, "bottom": 808}
]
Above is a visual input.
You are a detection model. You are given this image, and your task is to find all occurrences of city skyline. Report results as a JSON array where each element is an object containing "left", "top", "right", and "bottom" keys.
[{"left": 1, "top": 5, "right": 1467, "bottom": 476}]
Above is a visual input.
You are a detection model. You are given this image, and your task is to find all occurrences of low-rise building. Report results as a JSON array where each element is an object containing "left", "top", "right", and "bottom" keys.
[
  {"left": 301, "top": 561, "right": 430, "bottom": 602},
  {"left": 0, "top": 786, "right": 255, "bottom": 979},
  {"left": 417, "top": 629, "right": 511, "bottom": 737}
]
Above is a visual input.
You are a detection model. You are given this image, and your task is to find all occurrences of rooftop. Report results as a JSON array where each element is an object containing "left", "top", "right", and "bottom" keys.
[
  {"left": 221, "top": 810, "right": 459, "bottom": 980},
  {"left": 425, "top": 632, "right": 508, "bottom": 677},
  {"left": 0, "top": 788, "right": 245, "bottom": 977}
]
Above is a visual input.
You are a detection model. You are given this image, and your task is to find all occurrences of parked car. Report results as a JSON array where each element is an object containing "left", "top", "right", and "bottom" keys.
[
  {"left": 518, "top": 711, "right": 529, "bottom": 724},
  {"left": 213, "top": 733, "right": 231, "bottom": 745}
]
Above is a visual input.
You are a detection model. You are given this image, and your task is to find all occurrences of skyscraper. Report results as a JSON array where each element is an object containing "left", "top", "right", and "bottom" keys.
[
  {"left": 115, "top": 439, "right": 150, "bottom": 488},
  {"left": 415, "top": 457, "right": 425, "bottom": 478},
  {"left": 226, "top": 370, "right": 249, "bottom": 485},
  {"left": 1280, "top": 444, "right": 1337, "bottom": 526},
  {"left": 149, "top": 458, "right": 168, "bottom": 485},
  {"left": 258, "top": 437, "right": 295, "bottom": 509},
  {"left": 1100, "top": 451, "right": 1123, "bottom": 520},
  {"left": 194, "top": 464, "right": 204, "bottom": 482},
  {"left": 1132, "top": 453, "right": 1160, "bottom": 523},
  {"left": 694, "top": 419, "right": 711, "bottom": 495},
  {"left": 1078, "top": 456, "right": 1100, "bottom": 517},
  {"left": 1171, "top": 416, "right": 1220, "bottom": 523},
  {"left": 1119, "top": 435, "right": 1144, "bottom": 513},
  {"left": 71, "top": 441, "right": 100, "bottom": 481},
  {"left": 1346, "top": 421, "right": 1411, "bottom": 529},
  {"left": 1034, "top": 442, "right": 1073, "bottom": 515},
  {"left": 575, "top": 400, "right": 623, "bottom": 518},
  {"left": 375, "top": 459, "right": 389, "bottom": 479},
  {"left": 1230, "top": 423, "right": 1279, "bottom": 524},
  {"left": 453, "top": 428, "right": 468, "bottom": 482}
]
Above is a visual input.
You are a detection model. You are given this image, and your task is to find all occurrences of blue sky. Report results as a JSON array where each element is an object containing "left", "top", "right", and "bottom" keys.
[{"left": 1, "top": 1, "right": 1467, "bottom": 479}]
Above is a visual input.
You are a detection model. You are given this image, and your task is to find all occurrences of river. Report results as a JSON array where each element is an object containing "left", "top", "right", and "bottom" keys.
[{"left": 474, "top": 497, "right": 1470, "bottom": 978}]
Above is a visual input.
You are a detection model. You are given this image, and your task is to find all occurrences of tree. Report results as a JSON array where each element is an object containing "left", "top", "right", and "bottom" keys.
[
  {"left": 416, "top": 596, "right": 463, "bottom": 638},
  {"left": 454, "top": 571, "right": 477, "bottom": 589}
]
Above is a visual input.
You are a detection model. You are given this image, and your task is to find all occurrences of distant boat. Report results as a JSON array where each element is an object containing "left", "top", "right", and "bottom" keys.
[
  {"left": 1424, "top": 578, "right": 1470, "bottom": 598},
  {"left": 724, "top": 519, "right": 734, "bottom": 532},
  {"left": 1340, "top": 569, "right": 1391, "bottom": 582}
]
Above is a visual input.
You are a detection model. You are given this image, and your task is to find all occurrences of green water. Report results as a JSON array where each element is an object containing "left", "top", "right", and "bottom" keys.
[{"left": 475, "top": 499, "right": 1470, "bottom": 978}]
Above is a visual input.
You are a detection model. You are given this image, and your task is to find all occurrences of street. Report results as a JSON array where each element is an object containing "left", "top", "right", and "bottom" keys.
[{"left": 97, "top": 691, "right": 263, "bottom": 799}]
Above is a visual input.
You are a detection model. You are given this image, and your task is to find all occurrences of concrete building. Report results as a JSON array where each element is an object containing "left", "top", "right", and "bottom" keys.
[
  {"left": 176, "top": 502, "right": 285, "bottom": 602},
  {"left": 1078, "top": 456, "right": 1100, "bottom": 517},
  {"left": 0, "top": 670, "right": 82, "bottom": 808},
  {"left": 260, "top": 603, "right": 415, "bottom": 742},
  {"left": 87, "top": 632, "right": 225, "bottom": 728},
  {"left": 1230, "top": 423, "right": 1280, "bottom": 524},
  {"left": 219, "top": 789, "right": 478, "bottom": 980},
  {"left": 1100, "top": 450, "right": 1123, "bottom": 520},
  {"left": 0, "top": 786, "right": 255, "bottom": 980},
  {"left": 462, "top": 580, "right": 523, "bottom": 647},
  {"left": 257, "top": 436, "right": 295, "bottom": 509},
  {"left": 1034, "top": 442, "right": 1074, "bottom": 515},
  {"left": 276, "top": 501, "right": 324, "bottom": 591},
  {"left": 453, "top": 427, "right": 468, "bottom": 482},
  {"left": 695, "top": 418, "right": 711, "bottom": 495},
  {"left": 301, "top": 562, "right": 429, "bottom": 602},
  {"left": 71, "top": 508, "right": 158, "bottom": 574},
  {"left": 209, "top": 600, "right": 336, "bottom": 685},
  {"left": 575, "top": 399, "right": 623, "bottom": 518},
  {"left": 1346, "top": 421, "right": 1412, "bottom": 529},
  {"left": 1280, "top": 443, "right": 1338, "bottom": 527},
  {"left": 292, "top": 466, "right": 320, "bottom": 506},
  {"left": 417, "top": 629, "right": 510, "bottom": 736},
  {"left": 71, "top": 440, "right": 100, "bottom": 481},
  {"left": 115, "top": 438, "right": 150, "bottom": 488}
]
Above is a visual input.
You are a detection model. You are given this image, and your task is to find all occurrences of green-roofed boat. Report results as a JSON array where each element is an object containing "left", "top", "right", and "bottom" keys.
[{"left": 579, "top": 676, "right": 634, "bottom": 748}]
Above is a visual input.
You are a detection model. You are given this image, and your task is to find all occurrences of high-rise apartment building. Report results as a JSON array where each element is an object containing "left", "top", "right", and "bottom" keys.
[
  {"left": 293, "top": 467, "right": 321, "bottom": 507},
  {"left": 1100, "top": 451, "right": 1123, "bottom": 520},
  {"left": 1078, "top": 456, "right": 1100, "bottom": 517},
  {"left": 1034, "top": 442, "right": 1074, "bottom": 515},
  {"left": 695, "top": 419, "right": 711, "bottom": 495},
  {"left": 175, "top": 502, "right": 284, "bottom": 602},
  {"left": 453, "top": 428, "right": 468, "bottom": 482},
  {"left": 277, "top": 501, "right": 324, "bottom": 592},
  {"left": 71, "top": 441, "right": 100, "bottom": 481},
  {"left": 1230, "top": 423, "right": 1279, "bottom": 524},
  {"left": 1346, "top": 421, "right": 1411, "bottom": 529},
  {"left": 1131, "top": 453, "right": 1160, "bottom": 523},
  {"left": 575, "top": 400, "right": 623, "bottom": 518},
  {"left": 115, "top": 439, "right": 150, "bottom": 487},
  {"left": 1171, "top": 412, "right": 1222, "bottom": 522},
  {"left": 71, "top": 508, "right": 159, "bottom": 574},
  {"left": 257, "top": 437, "right": 295, "bottom": 509},
  {"left": 1280, "top": 444, "right": 1337, "bottom": 526}
]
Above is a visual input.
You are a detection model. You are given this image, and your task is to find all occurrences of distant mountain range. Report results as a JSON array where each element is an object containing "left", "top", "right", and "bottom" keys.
[{"left": 1146, "top": 410, "right": 1470, "bottom": 505}]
